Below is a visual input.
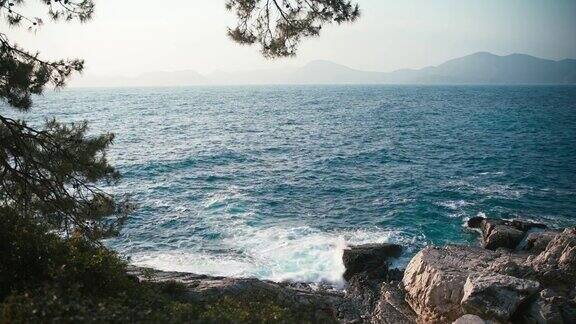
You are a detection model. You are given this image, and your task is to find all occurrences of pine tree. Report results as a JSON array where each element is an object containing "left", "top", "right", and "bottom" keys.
[
  {"left": 226, "top": 0, "right": 360, "bottom": 57},
  {"left": 0, "top": 0, "right": 127, "bottom": 239},
  {"left": 1, "top": 0, "right": 360, "bottom": 239}
]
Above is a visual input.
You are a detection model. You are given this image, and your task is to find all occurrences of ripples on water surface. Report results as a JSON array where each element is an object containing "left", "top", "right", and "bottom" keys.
[{"left": 9, "top": 85, "right": 576, "bottom": 285}]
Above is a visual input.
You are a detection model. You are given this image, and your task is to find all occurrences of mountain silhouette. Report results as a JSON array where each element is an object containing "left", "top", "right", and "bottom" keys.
[{"left": 73, "top": 52, "right": 576, "bottom": 87}]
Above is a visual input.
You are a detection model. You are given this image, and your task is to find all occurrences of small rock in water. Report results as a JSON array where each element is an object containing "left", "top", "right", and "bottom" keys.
[
  {"left": 342, "top": 243, "right": 403, "bottom": 281},
  {"left": 467, "top": 217, "right": 546, "bottom": 250},
  {"left": 467, "top": 217, "right": 485, "bottom": 229}
]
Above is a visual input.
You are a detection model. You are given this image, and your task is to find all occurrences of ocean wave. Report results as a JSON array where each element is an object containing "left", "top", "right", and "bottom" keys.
[
  {"left": 79, "top": 86, "right": 576, "bottom": 289},
  {"left": 130, "top": 225, "right": 412, "bottom": 287},
  {"left": 436, "top": 200, "right": 474, "bottom": 210}
]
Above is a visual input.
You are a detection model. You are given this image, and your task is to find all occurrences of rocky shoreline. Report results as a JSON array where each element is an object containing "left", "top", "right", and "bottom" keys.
[{"left": 129, "top": 217, "right": 575, "bottom": 323}]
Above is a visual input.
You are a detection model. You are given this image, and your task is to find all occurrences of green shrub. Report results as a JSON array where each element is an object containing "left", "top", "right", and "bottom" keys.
[
  {"left": 0, "top": 207, "right": 131, "bottom": 300},
  {"left": 199, "top": 297, "right": 294, "bottom": 323},
  {"left": 0, "top": 208, "right": 314, "bottom": 323}
]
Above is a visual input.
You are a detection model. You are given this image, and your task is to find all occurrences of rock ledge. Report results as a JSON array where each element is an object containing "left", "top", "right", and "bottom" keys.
[{"left": 131, "top": 218, "right": 576, "bottom": 323}]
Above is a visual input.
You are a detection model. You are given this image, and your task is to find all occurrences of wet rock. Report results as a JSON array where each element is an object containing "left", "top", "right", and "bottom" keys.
[
  {"left": 510, "top": 219, "right": 547, "bottom": 231},
  {"left": 127, "top": 222, "right": 576, "bottom": 324},
  {"left": 466, "top": 216, "right": 486, "bottom": 229},
  {"left": 343, "top": 243, "right": 403, "bottom": 281},
  {"left": 461, "top": 273, "right": 540, "bottom": 321},
  {"left": 467, "top": 217, "right": 546, "bottom": 250},
  {"left": 482, "top": 223, "right": 525, "bottom": 250},
  {"left": 342, "top": 244, "right": 411, "bottom": 323}
]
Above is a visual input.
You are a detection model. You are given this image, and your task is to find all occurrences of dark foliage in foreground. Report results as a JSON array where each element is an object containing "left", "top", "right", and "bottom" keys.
[
  {"left": 1, "top": 0, "right": 128, "bottom": 240},
  {"left": 0, "top": 208, "right": 300, "bottom": 323},
  {"left": 1, "top": 1, "right": 361, "bottom": 239},
  {"left": 0, "top": 1, "right": 358, "bottom": 322},
  {"left": 0, "top": 115, "right": 130, "bottom": 240}
]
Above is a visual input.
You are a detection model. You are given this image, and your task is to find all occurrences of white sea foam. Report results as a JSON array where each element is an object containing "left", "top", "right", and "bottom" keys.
[
  {"left": 130, "top": 224, "right": 409, "bottom": 288},
  {"left": 436, "top": 200, "right": 473, "bottom": 210},
  {"left": 462, "top": 212, "right": 487, "bottom": 234},
  {"left": 478, "top": 171, "right": 506, "bottom": 176},
  {"left": 128, "top": 188, "right": 418, "bottom": 287}
]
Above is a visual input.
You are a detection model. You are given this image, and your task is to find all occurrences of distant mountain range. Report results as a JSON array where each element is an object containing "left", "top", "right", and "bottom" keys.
[{"left": 73, "top": 52, "right": 576, "bottom": 87}]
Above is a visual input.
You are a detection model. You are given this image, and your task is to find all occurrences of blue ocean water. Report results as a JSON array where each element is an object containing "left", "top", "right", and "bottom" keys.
[{"left": 7, "top": 85, "right": 576, "bottom": 284}]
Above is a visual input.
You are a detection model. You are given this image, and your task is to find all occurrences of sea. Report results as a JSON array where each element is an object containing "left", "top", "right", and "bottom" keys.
[{"left": 8, "top": 85, "right": 576, "bottom": 286}]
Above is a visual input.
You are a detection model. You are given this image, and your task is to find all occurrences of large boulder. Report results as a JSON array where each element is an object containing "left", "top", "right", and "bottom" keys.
[
  {"left": 526, "top": 228, "right": 576, "bottom": 293},
  {"left": 402, "top": 245, "right": 498, "bottom": 322},
  {"left": 461, "top": 274, "right": 540, "bottom": 321},
  {"left": 402, "top": 245, "right": 532, "bottom": 323},
  {"left": 342, "top": 243, "right": 403, "bottom": 281},
  {"left": 403, "top": 227, "right": 576, "bottom": 323},
  {"left": 467, "top": 217, "right": 546, "bottom": 250}
]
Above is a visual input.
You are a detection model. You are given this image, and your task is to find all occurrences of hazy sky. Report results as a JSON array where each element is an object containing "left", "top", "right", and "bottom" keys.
[{"left": 4, "top": 0, "right": 576, "bottom": 76}]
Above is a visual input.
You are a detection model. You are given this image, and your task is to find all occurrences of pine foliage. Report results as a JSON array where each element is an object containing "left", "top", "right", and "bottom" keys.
[
  {"left": 226, "top": 0, "right": 360, "bottom": 57},
  {"left": 0, "top": 0, "right": 127, "bottom": 240}
]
